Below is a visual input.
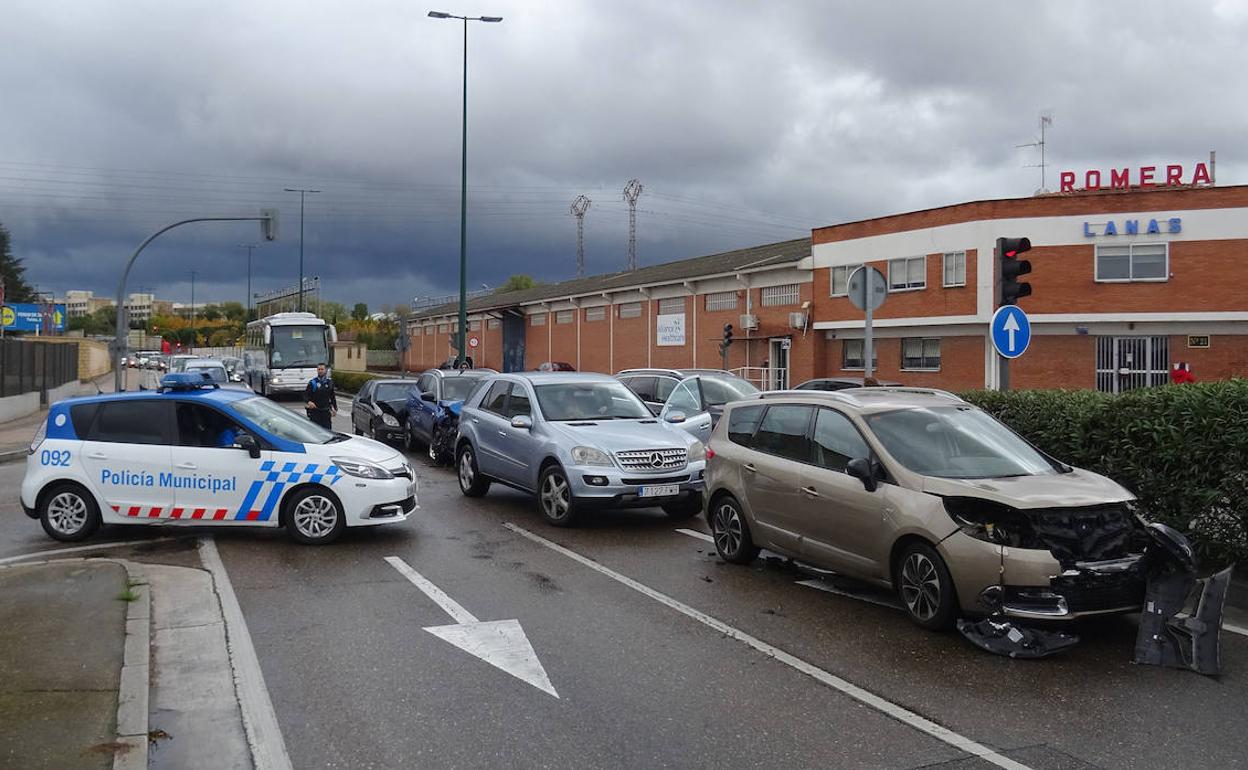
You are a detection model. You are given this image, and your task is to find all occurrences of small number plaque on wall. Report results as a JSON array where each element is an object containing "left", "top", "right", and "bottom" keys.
[{"left": 1187, "top": 335, "right": 1210, "bottom": 349}]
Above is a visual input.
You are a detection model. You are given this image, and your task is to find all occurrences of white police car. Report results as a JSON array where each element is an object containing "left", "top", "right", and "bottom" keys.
[{"left": 20, "top": 373, "right": 417, "bottom": 545}]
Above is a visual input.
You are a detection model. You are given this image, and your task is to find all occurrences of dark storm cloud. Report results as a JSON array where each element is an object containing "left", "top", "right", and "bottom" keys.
[{"left": 1, "top": 0, "right": 1244, "bottom": 306}]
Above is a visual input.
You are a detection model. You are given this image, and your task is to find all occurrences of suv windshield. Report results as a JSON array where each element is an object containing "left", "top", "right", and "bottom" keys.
[
  {"left": 866, "top": 406, "right": 1057, "bottom": 479},
  {"left": 534, "top": 382, "right": 651, "bottom": 421},
  {"left": 700, "top": 376, "right": 760, "bottom": 406},
  {"left": 442, "top": 376, "right": 485, "bottom": 401},
  {"left": 232, "top": 396, "right": 336, "bottom": 444}
]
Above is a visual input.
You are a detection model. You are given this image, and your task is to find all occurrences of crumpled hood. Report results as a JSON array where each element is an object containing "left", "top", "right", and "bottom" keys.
[
  {"left": 545, "top": 419, "right": 694, "bottom": 453},
  {"left": 439, "top": 399, "right": 463, "bottom": 417},
  {"left": 378, "top": 399, "right": 408, "bottom": 419},
  {"left": 922, "top": 468, "right": 1133, "bottom": 509}
]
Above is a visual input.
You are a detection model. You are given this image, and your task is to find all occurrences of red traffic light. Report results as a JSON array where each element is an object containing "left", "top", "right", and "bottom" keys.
[{"left": 1000, "top": 237, "right": 1031, "bottom": 258}]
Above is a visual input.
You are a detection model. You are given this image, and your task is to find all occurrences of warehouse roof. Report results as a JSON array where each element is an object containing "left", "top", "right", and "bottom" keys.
[{"left": 409, "top": 237, "right": 811, "bottom": 321}]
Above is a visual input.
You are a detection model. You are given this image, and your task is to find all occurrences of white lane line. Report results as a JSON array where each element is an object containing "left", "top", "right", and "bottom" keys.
[
  {"left": 199, "top": 538, "right": 294, "bottom": 770},
  {"left": 675, "top": 528, "right": 713, "bottom": 543},
  {"left": 0, "top": 536, "right": 185, "bottom": 566},
  {"left": 504, "top": 522, "right": 1030, "bottom": 770},
  {"left": 1225, "top": 623, "right": 1248, "bottom": 638},
  {"left": 795, "top": 578, "right": 904, "bottom": 611},
  {"left": 383, "top": 555, "right": 479, "bottom": 624}
]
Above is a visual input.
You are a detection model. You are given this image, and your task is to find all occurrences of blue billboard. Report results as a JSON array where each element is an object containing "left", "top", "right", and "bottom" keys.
[{"left": 0, "top": 303, "right": 67, "bottom": 333}]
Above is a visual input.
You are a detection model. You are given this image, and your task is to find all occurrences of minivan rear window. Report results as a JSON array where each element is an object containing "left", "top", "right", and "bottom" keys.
[
  {"left": 726, "top": 405, "right": 764, "bottom": 447},
  {"left": 89, "top": 401, "right": 171, "bottom": 445}
]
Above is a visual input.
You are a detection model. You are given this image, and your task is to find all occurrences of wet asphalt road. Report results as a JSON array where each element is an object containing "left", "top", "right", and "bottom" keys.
[{"left": 2, "top": 402, "right": 1247, "bottom": 769}]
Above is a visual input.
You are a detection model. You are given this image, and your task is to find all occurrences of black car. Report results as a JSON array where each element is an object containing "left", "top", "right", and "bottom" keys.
[{"left": 351, "top": 379, "right": 420, "bottom": 443}]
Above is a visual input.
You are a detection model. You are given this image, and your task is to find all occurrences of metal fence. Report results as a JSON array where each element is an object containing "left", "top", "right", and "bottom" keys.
[{"left": 0, "top": 338, "right": 79, "bottom": 398}]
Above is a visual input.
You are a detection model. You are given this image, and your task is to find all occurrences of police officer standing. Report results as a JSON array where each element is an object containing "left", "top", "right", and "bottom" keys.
[{"left": 305, "top": 363, "right": 338, "bottom": 429}]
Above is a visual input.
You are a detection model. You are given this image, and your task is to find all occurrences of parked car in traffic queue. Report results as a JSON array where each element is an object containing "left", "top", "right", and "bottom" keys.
[
  {"left": 617, "top": 368, "right": 743, "bottom": 415},
  {"left": 456, "top": 372, "right": 706, "bottom": 526},
  {"left": 703, "top": 387, "right": 1151, "bottom": 630},
  {"left": 352, "top": 378, "right": 421, "bottom": 444},
  {"left": 658, "top": 372, "right": 760, "bottom": 440},
  {"left": 406, "top": 368, "right": 492, "bottom": 463}
]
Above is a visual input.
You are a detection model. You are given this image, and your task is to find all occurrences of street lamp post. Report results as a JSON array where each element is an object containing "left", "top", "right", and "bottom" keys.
[
  {"left": 190, "top": 270, "right": 197, "bottom": 350},
  {"left": 428, "top": 10, "right": 502, "bottom": 366},
  {"left": 283, "top": 188, "right": 320, "bottom": 312},
  {"left": 238, "top": 243, "right": 258, "bottom": 320}
]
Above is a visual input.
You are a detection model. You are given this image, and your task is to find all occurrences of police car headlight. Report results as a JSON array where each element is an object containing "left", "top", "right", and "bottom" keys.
[
  {"left": 570, "top": 446, "right": 613, "bottom": 466},
  {"left": 687, "top": 440, "right": 706, "bottom": 463},
  {"left": 331, "top": 457, "right": 394, "bottom": 480},
  {"left": 381, "top": 414, "right": 400, "bottom": 427}
]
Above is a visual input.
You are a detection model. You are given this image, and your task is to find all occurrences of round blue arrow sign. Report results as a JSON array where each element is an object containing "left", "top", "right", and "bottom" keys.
[{"left": 991, "top": 305, "right": 1031, "bottom": 359}]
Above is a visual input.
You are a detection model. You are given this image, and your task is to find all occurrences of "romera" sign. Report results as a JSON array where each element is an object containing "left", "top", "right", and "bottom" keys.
[{"left": 1059, "top": 162, "right": 1213, "bottom": 193}]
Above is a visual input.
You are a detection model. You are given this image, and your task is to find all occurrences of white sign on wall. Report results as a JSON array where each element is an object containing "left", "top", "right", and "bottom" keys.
[{"left": 656, "top": 313, "right": 686, "bottom": 346}]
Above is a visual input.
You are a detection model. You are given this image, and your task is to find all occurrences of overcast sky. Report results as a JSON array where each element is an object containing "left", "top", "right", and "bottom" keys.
[{"left": 2, "top": 0, "right": 1245, "bottom": 309}]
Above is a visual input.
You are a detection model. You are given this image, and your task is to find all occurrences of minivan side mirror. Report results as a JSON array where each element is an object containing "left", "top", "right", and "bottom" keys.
[
  {"left": 237, "top": 434, "right": 261, "bottom": 459},
  {"left": 846, "top": 457, "right": 878, "bottom": 492},
  {"left": 510, "top": 415, "right": 533, "bottom": 430},
  {"left": 664, "top": 410, "right": 687, "bottom": 424}
]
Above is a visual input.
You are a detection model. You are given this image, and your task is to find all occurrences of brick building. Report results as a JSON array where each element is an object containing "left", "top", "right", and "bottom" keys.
[{"left": 406, "top": 184, "right": 1248, "bottom": 391}]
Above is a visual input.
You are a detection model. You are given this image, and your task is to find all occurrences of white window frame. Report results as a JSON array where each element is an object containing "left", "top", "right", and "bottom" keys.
[
  {"left": 437, "top": 324, "right": 448, "bottom": 333},
  {"left": 556, "top": 310, "right": 574, "bottom": 324},
  {"left": 840, "top": 339, "right": 878, "bottom": 371},
  {"left": 618, "top": 302, "right": 641, "bottom": 319},
  {"left": 830, "top": 264, "right": 862, "bottom": 297},
  {"left": 900, "top": 337, "right": 941, "bottom": 371},
  {"left": 487, "top": 318, "right": 500, "bottom": 329},
  {"left": 704, "top": 291, "right": 737, "bottom": 311},
  {"left": 657, "top": 297, "right": 685, "bottom": 314},
  {"left": 1094, "top": 243, "right": 1169, "bottom": 283},
  {"left": 530, "top": 313, "right": 546, "bottom": 326},
  {"left": 942, "top": 252, "right": 966, "bottom": 288},
  {"left": 888, "top": 256, "right": 927, "bottom": 292},
  {"left": 411, "top": 327, "right": 421, "bottom": 337},
  {"left": 760, "top": 283, "right": 800, "bottom": 307},
  {"left": 584, "top": 306, "right": 606, "bottom": 322}
]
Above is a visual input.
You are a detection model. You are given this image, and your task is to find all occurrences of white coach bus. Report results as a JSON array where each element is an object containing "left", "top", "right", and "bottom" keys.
[{"left": 243, "top": 312, "right": 338, "bottom": 397}]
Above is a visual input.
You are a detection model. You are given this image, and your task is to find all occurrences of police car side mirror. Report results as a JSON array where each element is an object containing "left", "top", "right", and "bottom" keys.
[{"left": 237, "top": 434, "right": 261, "bottom": 459}]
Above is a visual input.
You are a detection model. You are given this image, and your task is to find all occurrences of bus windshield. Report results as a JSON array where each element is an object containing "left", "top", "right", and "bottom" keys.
[{"left": 270, "top": 326, "right": 328, "bottom": 369}]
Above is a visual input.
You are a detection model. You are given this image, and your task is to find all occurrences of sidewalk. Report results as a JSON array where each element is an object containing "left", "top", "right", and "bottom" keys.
[{"left": 0, "top": 560, "right": 129, "bottom": 769}]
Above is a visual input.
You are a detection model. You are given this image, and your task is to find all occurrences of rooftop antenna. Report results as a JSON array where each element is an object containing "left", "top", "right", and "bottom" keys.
[
  {"left": 623, "top": 178, "right": 643, "bottom": 271},
  {"left": 570, "top": 194, "right": 591, "bottom": 278},
  {"left": 1017, "top": 112, "right": 1053, "bottom": 193}
]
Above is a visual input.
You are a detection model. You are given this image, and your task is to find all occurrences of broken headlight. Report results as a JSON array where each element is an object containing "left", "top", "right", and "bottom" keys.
[{"left": 942, "top": 497, "right": 1043, "bottom": 548}]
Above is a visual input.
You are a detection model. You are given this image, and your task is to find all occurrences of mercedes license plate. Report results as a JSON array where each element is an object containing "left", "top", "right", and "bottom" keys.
[{"left": 639, "top": 484, "right": 680, "bottom": 498}]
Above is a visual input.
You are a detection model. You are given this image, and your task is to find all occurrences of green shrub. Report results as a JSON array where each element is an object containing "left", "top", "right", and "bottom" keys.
[
  {"left": 333, "top": 371, "right": 381, "bottom": 394},
  {"left": 961, "top": 380, "right": 1248, "bottom": 566}
]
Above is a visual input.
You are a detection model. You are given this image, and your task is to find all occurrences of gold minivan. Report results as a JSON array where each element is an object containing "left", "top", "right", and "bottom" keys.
[{"left": 704, "top": 388, "right": 1149, "bottom": 630}]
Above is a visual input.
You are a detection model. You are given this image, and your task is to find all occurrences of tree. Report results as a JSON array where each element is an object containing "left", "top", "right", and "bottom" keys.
[
  {"left": 498, "top": 274, "right": 537, "bottom": 293},
  {"left": 201, "top": 304, "right": 222, "bottom": 321},
  {"left": 351, "top": 302, "right": 369, "bottom": 321},
  {"left": 220, "top": 301, "right": 246, "bottom": 322},
  {"left": 320, "top": 300, "right": 347, "bottom": 325},
  {"left": 0, "top": 222, "right": 36, "bottom": 303}
]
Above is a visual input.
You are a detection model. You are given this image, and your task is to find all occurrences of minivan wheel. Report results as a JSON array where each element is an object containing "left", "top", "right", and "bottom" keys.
[
  {"left": 285, "top": 488, "right": 345, "bottom": 545},
  {"left": 710, "top": 495, "right": 759, "bottom": 564},
  {"left": 457, "top": 444, "right": 490, "bottom": 497},
  {"left": 39, "top": 483, "right": 101, "bottom": 542},
  {"left": 895, "top": 542, "right": 958, "bottom": 631},
  {"left": 538, "top": 465, "right": 579, "bottom": 527}
]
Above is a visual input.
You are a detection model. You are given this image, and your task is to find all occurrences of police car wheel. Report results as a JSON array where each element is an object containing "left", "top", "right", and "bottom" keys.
[
  {"left": 285, "top": 489, "right": 345, "bottom": 545},
  {"left": 457, "top": 444, "right": 490, "bottom": 497},
  {"left": 39, "top": 483, "right": 101, "bottom": 542}
]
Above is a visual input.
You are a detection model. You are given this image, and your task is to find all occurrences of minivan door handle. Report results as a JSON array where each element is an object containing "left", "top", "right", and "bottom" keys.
[
  {"left": 742, "top": 463, "right": 756, "bottom": 473},
  {"left": 176, "top": 462, "right": 197, "bottom": 470},
  {"left": 86, "top": 451, "right": 107, "bottom": 460},
  {"left": 800, "top": 486, "right": 820, "bottom": 498}
]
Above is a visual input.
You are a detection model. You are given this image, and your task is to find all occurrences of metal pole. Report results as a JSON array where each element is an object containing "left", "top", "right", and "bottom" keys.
[
  {"left": 190, "top": 270, "right": 197, "bottom": 351},
  {"left": 863, "top": 293, "right": 874, "bottom": 383},
  {"left": 999, "top": 353, "right": 1010, "bottom": 391},
  {"left": 457, "top": 16, "right": 469, "bottom": 367},
  {"left": 298, "top": 191, "right": 305, "bottom": 311}
]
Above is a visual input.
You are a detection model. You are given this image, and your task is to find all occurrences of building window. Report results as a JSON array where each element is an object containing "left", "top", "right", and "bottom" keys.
[
  {"left": 424, "top": 326, "right": 434, "bottom": 336},
  {"left": 901, "top": 337, "right": 941, "bottom": 370},
  {"left": 889, "top": 257, "right": 926, "bottom": 291},
  {"left": 942, "top": 252, "right": 966, "bottom": 287},
  {"left": 831, "top": 264, "right": 862, "bottom": 297},
  {"left": 585, "top": 306, "right": 606, "bottom": 322},
  {"left": 530, "top": 314, "right": 546, "bottom": 326},
  {"left": 487, "top": 318, "right": 500, "bottom": 329},
  {"left": 556, "top": 310, "right": 573, "bottom": 324},
  {"left": 761, "top": 283, "right": 800, "bottom": 307},
  {"left": 657, "top": 297, "right": 685, "bottom": 314},
  {"left": 469, "top": 320, "right": 480, "bottom": 331},
  {"left": 841, "top": 339, "right": 878, "bottom": 370},
  {"left": 704, "top": 291, "right": 737, "bottom": 311},
  {"left": 1095, "top": 244, "right": 1168, "bottom": 282},
  {"left": 411, "top": 327, "right": 421, "bottom": 337},
  {"left": 618, "top": 302, "right": 641, "bottom": 319},
  {"left": 437, "top": 324, "right": 448, "bottom": 333}
]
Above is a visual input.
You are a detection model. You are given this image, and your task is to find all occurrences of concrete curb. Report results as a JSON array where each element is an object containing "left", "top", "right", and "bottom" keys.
[{"left": 113, "top": 560, "right": 150, "bottom": 770}]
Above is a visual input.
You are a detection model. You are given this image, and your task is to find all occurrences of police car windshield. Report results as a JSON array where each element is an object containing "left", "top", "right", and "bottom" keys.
[{"left": 232, "top": 396, "right": 336, "bottom": 444}]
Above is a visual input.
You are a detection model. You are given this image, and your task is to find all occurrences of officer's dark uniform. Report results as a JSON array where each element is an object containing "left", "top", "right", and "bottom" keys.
[{"left": 305, "top": 374, "right": 338, "bottom": 430}]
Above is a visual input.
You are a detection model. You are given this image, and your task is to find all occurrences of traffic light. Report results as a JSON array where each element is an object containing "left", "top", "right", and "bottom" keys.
[
  {"left": 996, "top": 237, "right": 1032, "bottom": 306},
  {"left": 719, "top": 323, "right": 734, "bottom": 354}
]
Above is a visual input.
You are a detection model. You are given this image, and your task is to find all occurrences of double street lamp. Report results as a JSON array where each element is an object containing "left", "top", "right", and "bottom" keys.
[{"left": 428, "top": 10, "right": 502, "bottom": 366}]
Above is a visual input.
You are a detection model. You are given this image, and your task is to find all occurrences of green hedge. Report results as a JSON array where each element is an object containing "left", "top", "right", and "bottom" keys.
[
  {"left": 961, "top": 380, "right": 1248, "bottom": 566},
  {"left": 332, "top": 371, "right": 382, "bottom": 394}
]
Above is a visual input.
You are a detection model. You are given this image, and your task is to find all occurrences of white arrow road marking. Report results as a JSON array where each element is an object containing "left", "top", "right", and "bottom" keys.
[
  {"left": 1002, "top": 312, "right": 1020, "bottom": 352},
  {"left": 384, "top": 556, "right": 559, "bottom": 698}
]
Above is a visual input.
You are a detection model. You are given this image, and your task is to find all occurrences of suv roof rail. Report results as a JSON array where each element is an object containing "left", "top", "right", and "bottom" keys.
[{"left": 865, "top": 386, "right": 966, "bottom": 402}]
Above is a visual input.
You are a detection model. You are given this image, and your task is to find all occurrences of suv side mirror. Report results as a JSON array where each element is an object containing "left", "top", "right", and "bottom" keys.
[
  {"left": 846, "top": 457, "right": 878, "bottom": 492},
  {"left": 510, "top": 415, "right": 533, "bottom": 430},
  {"left": 421, "top": 392, "right": 437, "bottom": 403},
  {"left": 664, "top": 410, "right": 687, "bottom": 424},
  {"left": 237, "top": 434, "right": 261, "bottom": 459}
]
